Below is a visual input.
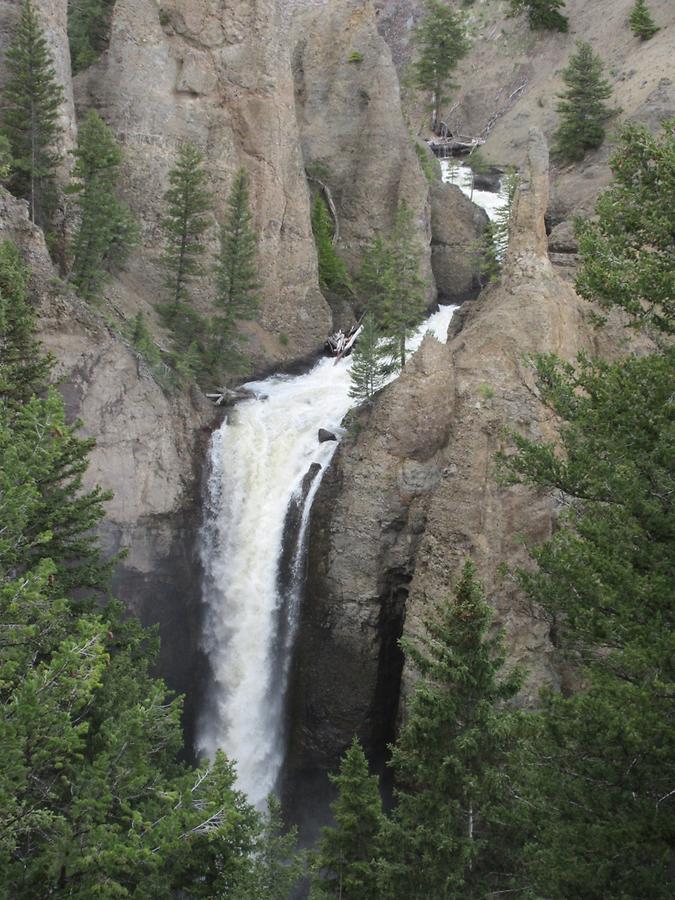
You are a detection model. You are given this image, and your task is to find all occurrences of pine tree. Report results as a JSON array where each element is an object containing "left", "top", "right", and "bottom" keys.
[
  {"left": 0, "top": 135, "right": 13, "bottom": 182},
  {"left": 492, "top": 168, "right": 519, "bottom": 259},
  {"left": 69, "top": 109, "right": 138, "bottom": 301},
  {"left": 358, "top": 233, "right": 393, "bottom": 321},
  {"left": 160, "top": 142, "right": 211, "bottom": 324},
  {"left": 575, "top": 120, "right": 674, "bottom": 334},
  {"left": 379, "top": 562, "right": 523, "bottom": 900},
  {"left": 553, "top": 42, "right": 618, "bottom": 162},
  {"left": 67, "top": 0, "right": 117, "bottom": 74},
  {"left": 310, "top": 738, "right": 383, "bottom": 900},
  {"left": 311, "top": 193, "right": 352, "bottom": 300},
  {"left": 0, "top": 240, "right": 52, "bottom": 409},
  {"left": 2, "top": 0, "right": 65, "bottom": 228},
  {"left": 509, "top": 0, "right": 568, "bottom": 32},
  {"left": 500, "top": 348, "right": 675, "bottom": 898},
  {"left": 412, "top": 0, "right": 470, "bottom": 131},
  {"left": 380, "top": 201, "right": 427, "bottom": 370},
  {"left": 241, "top": 796, "right": 306, "bottom": 900},
  {"left": 629, "top": 0, "right": 660, "bottom": 40},
  {"left": 348, "top": 313, "right": 390, "bottom": 403},
  {"left": 131, "top": 310, "right": 160, "bottom": 367},
  {"left": 213, "top": 168, "right": 259, "bottom": 376}
]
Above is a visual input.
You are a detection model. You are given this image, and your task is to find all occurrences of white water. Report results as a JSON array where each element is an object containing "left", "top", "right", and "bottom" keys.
[
  {"left": 440, "top": 160, "right": 504, "bottom": 222},
  {"left": 198, "top": 305, "right": 456, "bottom": 805},
  {"left": 198, "top": 167, "right": 505, "bottom": 807}
]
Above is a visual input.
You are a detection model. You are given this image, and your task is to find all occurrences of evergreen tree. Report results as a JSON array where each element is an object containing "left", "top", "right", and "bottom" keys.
[
  {"left": 69, "top": 109, "right": 138, "bottom": 301},
  {"left": 348, "top": 313, "right": 390, "bottom": 403},
  {"left": 0, "top": 135, "right": 13, "bottom": 182},
  {"left": 629, "top": 0, "right": 660, "bottom": 40},
  {"left": 131, "top": 310, "right": 160, "bottom": 367},
  {"left": 2, "top": 0, "right": 65, "bottom": 227},
  {"left": 311, "top": 193, "right": 352, "bottom": 300},
  {"left": 380, "top": 201, "right": 427, "bottom": 370},
  {"left": 575, "top": 120, "right": 674, "bottom": 334},
  {"left": 492, "top": 167, "right": 519, "bottom": 261},
  {"left": 499, "top": 349, "right": 675, "bottom": 898},
  {"left": 553, "top": 42, "right": 618, "bottom": 162},
  {"left": 0, "top": 240, "right": 52, "bottom": 409},
  {"left": 508, "top": 0, "right": 568, "bottom": 32},
  {"left": 160, "top": 142, "right": 211, "bottom": 325},
  {"left": 358, "top": 233, "right": 393, "bottom": 321},
  {"left": 310, "top": 738, "right": 383, "bottom": 900},
  {"left": 213, "top": 168, "right": 259, "bottom": 376},
  {"left": 241, "top": 796, "right": 306, "bottom": 900},
  {"left": 412, "top": 0, "right": 470, "bottom": 131},
  {"left": 478, "top": 220, "right": 501, "bottom": 286},
  {"left": 67, "top": 0, "right": 117, "bottom": 74},
  {"left": 379, "top": 562, "right": 523, "bottom": 899}
]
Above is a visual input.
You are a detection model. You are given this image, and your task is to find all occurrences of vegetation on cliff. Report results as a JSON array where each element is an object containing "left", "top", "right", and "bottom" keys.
[
  {"left": 553, "top": 41, "right": 618, "bottom": 162},
  {"left": 508, "top": 0, "right": 569, "bottom": 33},
  {"left": 69, "top": 109, "right": 138, "bottom": 301},
  {"left": 629, "top": 0, "right": 660, "bottom": 40},
  {"left": 67, "top": 0, "right": 117, "bottom": 74},
  {"left": 412, "top": 0, "right": 470, "bottom": 131},
  {"left": 2, "top": 0, "right": 64, "bottom": 229}
]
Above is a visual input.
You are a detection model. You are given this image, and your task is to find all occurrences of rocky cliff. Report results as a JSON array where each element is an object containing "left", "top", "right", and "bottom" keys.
[
  {"left": 286, "top": 129, "right": 615, "bottom": 820},
  {"left": 0, "top": 0, "right": 484, "bottom": 743}
]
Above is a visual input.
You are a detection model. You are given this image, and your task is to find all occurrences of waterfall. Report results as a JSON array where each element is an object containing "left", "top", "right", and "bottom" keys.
[
  {"left": 197, "top": 173, "right": 506, "bottom": 807},
  {"left": 197, "top": 307, "right": 456, "bottom": 805}
]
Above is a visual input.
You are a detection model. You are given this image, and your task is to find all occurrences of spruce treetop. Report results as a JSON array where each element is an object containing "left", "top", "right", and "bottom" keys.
[
  {"left": 629, "top": 0, "right": 660, "bottom": 40},
  {"left": 553, "top": 41, "right": 618, "bottom": 162},
  {"left": 162, "top": 141, "right": 212, "bottom": 311},
  {"left": 412, "top": 0, "right": 470, "bottom": 130}
]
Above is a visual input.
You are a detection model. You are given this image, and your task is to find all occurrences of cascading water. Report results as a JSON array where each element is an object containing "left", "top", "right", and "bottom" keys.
[
  {"left": 198, "top": 307, "right": 456, "bottom": 806},
  {"left": 198, "top": 168, "right": 506, "bottom": 807}
]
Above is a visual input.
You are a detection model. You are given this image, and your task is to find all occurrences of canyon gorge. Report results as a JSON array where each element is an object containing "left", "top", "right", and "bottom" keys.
[{"left": 1, "top": 0, "right": 673, "bottom": 848}]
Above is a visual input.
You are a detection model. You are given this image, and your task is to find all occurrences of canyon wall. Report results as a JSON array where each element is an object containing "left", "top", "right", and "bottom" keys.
[{"left": 286, "top": 129, "right": 607, "bottom": 816}]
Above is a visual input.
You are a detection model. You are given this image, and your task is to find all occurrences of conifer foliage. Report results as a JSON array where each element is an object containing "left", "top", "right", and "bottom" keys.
[
  {"left": 509, "top": 0, "right": 568, "bottom": 33},
  {"left": 348, "top": 313, "right": 389, "bottom": 404},
  {"left": 67, "top": 0, "right": 117, "bottom": 74},
  {"left": 359, "top": 202, "right": 427, "bottom": 371},
  {"left": 69, "top": 109, "right": 137, "bottom": 301},
  {"left": 629, "top": 0, "right": 660, "bottom": 40},
  {"left": 310, "top": 738, "right": 383, "bottom": 900},
  {"left": 311, "top": 193, "right": 352, "bottom": 301},
  {"left": 553, "top": 42, "right": 618, "bottom": 162},
  {"left": 412, "top": 0, "right": 470, "bottom": 131},
  {"left": 0, "top": 240, "right": 269, "bottom": 896},
  {"left": 213, "top": 168, "right": 259, "bottom": 374},
  {"left": 379, "top": 562, "right": 523, "bottom": 899},
  {"left": 161, "top": 141, "right": 211, "bottom": 320},
  {"left": 575, "top": 120, "right": 674, "bottom": 334},
  {"left": 2, "top": 0, "right": 64, "bottom": 228}
]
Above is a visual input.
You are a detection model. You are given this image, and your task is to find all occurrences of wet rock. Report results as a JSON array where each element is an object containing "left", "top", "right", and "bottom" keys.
[{"left": 318, "top": 429, "right": 337, "bottom": 443}]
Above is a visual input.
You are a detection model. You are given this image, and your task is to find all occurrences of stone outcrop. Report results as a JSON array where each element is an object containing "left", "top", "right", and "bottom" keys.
[
  {"left": 430, "top": 180, "right": 488, "bottom": 303},
  {"left": 286, "top": 129, "right": 601, "bottom": 816},
  {"left": 290, "top": 0, "right": 431, "bottom": 282},
  {"left": 0, "top": 188, "right": 215, "bottom": 742},
  {"left": 75, "top": 0, "right": 333, "bottom": 366}
]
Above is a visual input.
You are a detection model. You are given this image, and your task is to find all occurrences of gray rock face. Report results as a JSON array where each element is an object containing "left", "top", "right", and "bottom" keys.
[
  {"left": 290, "top": 0, "right": 433, "bottom": 285},
  {"left": 430, "top": 180, "right": 487, "bottom": 303},
  {"left": 286, "top": 130, "right": 599, "bottom": 809},
  {"left": 76, "top": 0, "right": 333, "bottom": 364}
]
